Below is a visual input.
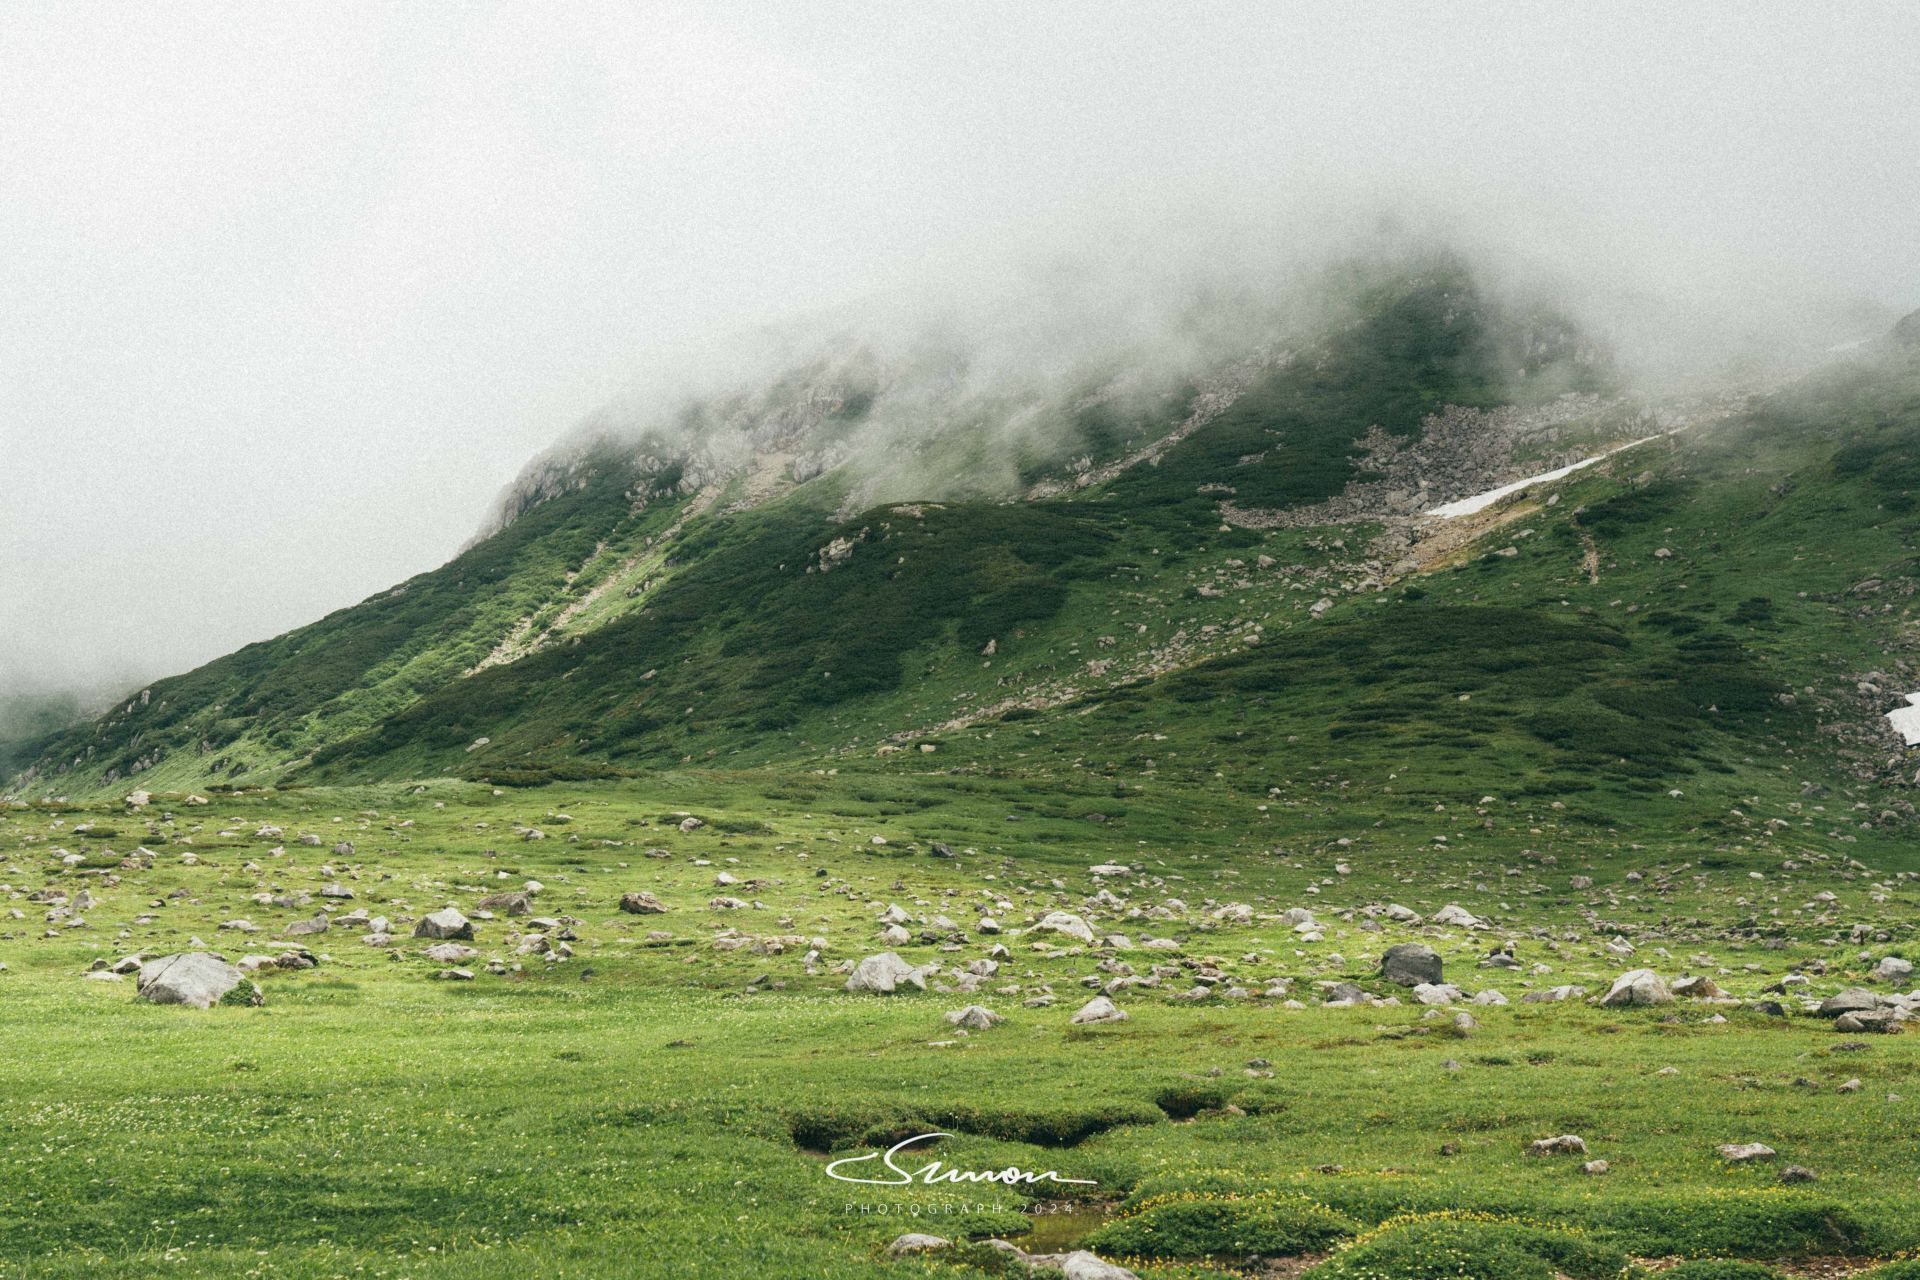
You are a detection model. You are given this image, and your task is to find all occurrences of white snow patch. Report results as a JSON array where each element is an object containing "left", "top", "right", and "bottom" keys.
[
  {"left": 1888, "top": 693, "right": 1920, "bottom": 747},
  {"left": 1426, "top": 435, "right": 1665, "bottom": 519}
]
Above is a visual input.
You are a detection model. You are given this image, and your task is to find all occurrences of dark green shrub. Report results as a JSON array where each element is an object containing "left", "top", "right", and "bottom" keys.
[
  {"left": 1305, "top": 1215, "right": 1629, "bottom": 1280},
  {"left": 1085, "top": 1193, "right": 1358, "bottom": 1260},
  {"left": 1660, "top": 1263, "right": 1787, "bottom": 1280},
  {"left": 1862, "top": 1263, "right": 1920, "bottom": 1280}
]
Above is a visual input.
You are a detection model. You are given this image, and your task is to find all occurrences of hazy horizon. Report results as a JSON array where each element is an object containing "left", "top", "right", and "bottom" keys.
[{"left": 5, "top": 1, "right": 1918, "bottom": 702}]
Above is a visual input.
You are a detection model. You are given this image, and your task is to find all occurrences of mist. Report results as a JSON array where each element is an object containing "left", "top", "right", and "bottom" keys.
[{"left": 5, "top": 2, "right": 1918, "bottom": 709}]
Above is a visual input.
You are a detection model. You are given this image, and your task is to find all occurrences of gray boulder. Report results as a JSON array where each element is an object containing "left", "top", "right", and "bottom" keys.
[
  {"left": 136, "top": 952, "right": 260, "bottom": 1009},
  {"left": 283, "top": 913, "right": 330, "bottom": 937},
  {"left": 886, "top": 1234, "right": 950, "bottom": 1256},
  {"left": 1034, "top": 911, "right": 1096, "bottom": 944},
  {"left": 1381, "top": 943, "right": 1442, "bottom": 987},
  {"left": 1599, "top": 969, "right": 1672, "bottom": 1007},
  {"left": 476, "top": 890, "right": 532, "bottom": 916},
  {"left": 1835, "top": 1007, "right": 1903, "bottom": 1034},
  {"left": 618, "top": 891, "right": 669, "bottom": 914},
  {"left": 1070, "top": 995, "right": 1128, "bottom": 1024},
  {"left": 1718, "top": 1142, "right": 1775, "bottom": 1163},
  {"left": 845, "top": 952, "right": 925, "bottom": 994},
  {"left": 1818, "top": 988, "right": 1881, "bottom": 1016},
  {"left": 1527, "top": 1134, "right": 1588, "bottom": 1156},
  {"left": 945, "top": 1005, "right": 1002, "bottom": 1030},
  {"left": 1062, "top": 1252, "right": 1140, "bottom": 1280},
  {"left": 1872, "top": 956, "right": 1914, "bottom": 984},
  {"left": 414, "top": 908, "right": 474, "bottom": 940}
]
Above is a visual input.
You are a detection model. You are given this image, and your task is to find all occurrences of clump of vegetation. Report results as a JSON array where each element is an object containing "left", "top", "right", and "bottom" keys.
[
  {"left": 1084, "top": 1192, "right": 1359, "bottom": 1260},
  {"left": 1305, "top": 1213, "right": 1631, "bottom": 1280},
  {"left": 1658, "top": 1262, "right": 1788, "bottom": 1280}
]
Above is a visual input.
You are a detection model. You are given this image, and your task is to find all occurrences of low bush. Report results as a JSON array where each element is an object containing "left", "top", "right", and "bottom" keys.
[
  {"left": 1083, "top": 1193, "right": 1358, "bottom": 1260},
  {"left": 1659, "top": 1263, "right": 1788, "bottom": 1280},
  {"left": 1305, "top": 1213, "right": 1630, "bottom": 1280}
]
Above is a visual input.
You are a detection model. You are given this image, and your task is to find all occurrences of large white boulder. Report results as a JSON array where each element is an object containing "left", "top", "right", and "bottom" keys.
[
  {"left": 845, "top": 952, "right": 925, "bottom": 994},
  {"left": 1598, "top": 968, "right": 1672, "bottom": 1007},
  {"left": 136, "top": 953, "right": 260, "bottom": 1009}
]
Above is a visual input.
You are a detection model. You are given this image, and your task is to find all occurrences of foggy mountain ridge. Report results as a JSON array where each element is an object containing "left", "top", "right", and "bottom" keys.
[{"left": 473, "top": 241, "right": 1637, "bottom": 545}]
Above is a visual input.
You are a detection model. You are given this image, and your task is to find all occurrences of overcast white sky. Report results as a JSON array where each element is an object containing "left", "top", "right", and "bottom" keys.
[{"left": 3, "top": 2, "right": 1918, "bottom": 698}]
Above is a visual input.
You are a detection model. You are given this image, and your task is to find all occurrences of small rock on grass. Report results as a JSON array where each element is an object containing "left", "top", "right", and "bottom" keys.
[
  {"left": 1062, "top": 1252, "right": 1140, "bottom": 1280},
  {"left": 1718, "top": 1142, "right": 1776, "bottom": 1162},
  {"left": 1070, "top": 995, "right": 1128, "bottom": 1024},
  {"left": 1527, "top": 1134, "right": 1588, "bottom": 1156},
  {"left": 885, "top": 1234, "right": 949, "bottom": 1256}
]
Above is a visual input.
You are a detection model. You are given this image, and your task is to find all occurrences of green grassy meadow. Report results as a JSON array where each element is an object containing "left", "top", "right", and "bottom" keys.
[{"left": 3, "top": 773, "right": 1916, "bottom": 1280}]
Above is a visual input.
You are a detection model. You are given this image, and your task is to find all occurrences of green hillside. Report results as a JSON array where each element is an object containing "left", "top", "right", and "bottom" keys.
[{"left": 10, "top": 260, "right": 1919, "bottom": 849}]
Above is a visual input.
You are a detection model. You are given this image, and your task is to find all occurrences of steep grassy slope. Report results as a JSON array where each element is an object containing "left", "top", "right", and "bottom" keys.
[{"left": 10, "top": 449, "right": 691, "bottom": 792}]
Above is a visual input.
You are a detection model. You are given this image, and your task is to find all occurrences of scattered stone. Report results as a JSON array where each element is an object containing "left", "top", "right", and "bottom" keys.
[
  {"left": 944, "top": 1005, "right": 1001, "bottom": 1030},
  {"left": 476, "top": 890, "right": 532, "bottom": 916},
  {"left": 886, "top": 1234, "right": 950, "bottom": 1256},
  {"left": 619, "top": 891, "right": 670, "bottom": 914},
  {"left": 1835, "top": 1008, "right": 1903, "bottom": 1034},
  {"left": 1718, "top": 1142, "right": 1776, "bottom": 1163},
  {"left": 1527, "top": 1134, "right": 1588, "bottom": 1157},
  {"left": 1034, "top": 911, "right": 1096, "bottom": 944},
  {"left": 1871, "top": 956, "right": 1913, "bottom": 984}
]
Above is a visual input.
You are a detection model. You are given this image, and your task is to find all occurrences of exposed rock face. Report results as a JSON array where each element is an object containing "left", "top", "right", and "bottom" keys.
[
  {"left": 1381, "top": 943, "right": 1442, "bottom": 987},
  {"left": 136, "top": 953, "right": 260, "bottom": 1009},
  {"left": 414, "top": 908, "right": 474, "bottom": 940},
  {"left": 845, "top": 952, "right": 925, "bottom": 994}
]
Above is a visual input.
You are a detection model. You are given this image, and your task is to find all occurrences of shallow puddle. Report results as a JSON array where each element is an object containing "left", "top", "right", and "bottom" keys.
[{"left": 1016, "top": 1202, "right": 1115, "bottom": 1253}]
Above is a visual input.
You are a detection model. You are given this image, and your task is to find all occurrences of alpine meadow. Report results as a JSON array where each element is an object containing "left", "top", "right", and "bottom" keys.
[{"left": 4, "top": 7, "right": 1920, "bottom": 1280}]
